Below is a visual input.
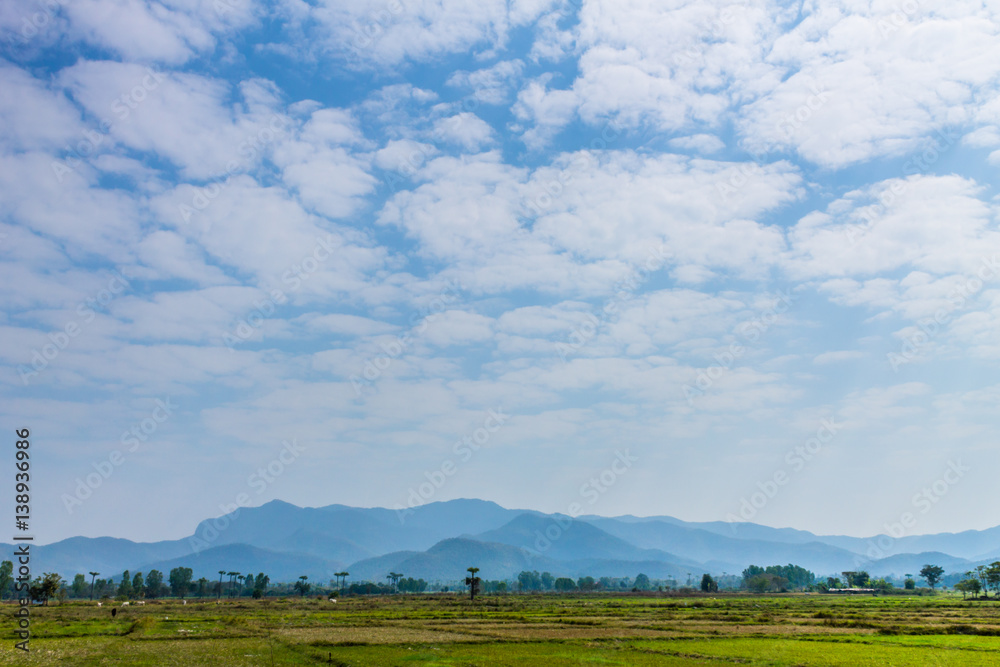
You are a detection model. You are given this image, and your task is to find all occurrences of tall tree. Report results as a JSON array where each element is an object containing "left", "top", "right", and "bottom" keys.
[
  {"left": 217, "top": 571, "right": 226, "bottom": 600},
  {"left": 145, "top": 570, "right": 163, "bottom": 599},
  {"left": 701, "top": 574, "right": 718, "bottom": 592},
  {"left": 841, "top": 571, "right": 869, "bottom": 587},
  {"left": 294, "top": 575, "right": 310, "bottom": 596},
  {"left": 89, "top": 571, "right": 100, "bottom": 601},
  {"left": 70, "top": 573, "right": 87, "bottom": 598},
  {"left": 919, "top": 564, "right": 944, "bottom": 590},
  {"left": 0, "top": 561, "right": 13, "bottom": 601},
  {"left": 132, "top": 572, "right": 144, "bottom": 598},
  {"left": 118, "top": 570, "right": 132, "bottom": 599},
  {"left": 985, "top": 562, "right": 1000, "bottom": 597},
  {"left": 554, "top": 577, "right": 576, "bottom": 591},
  {"left": 252, "top": 573, "right": 269, "bottom": 599},
  {"left": 169, "top": 567, "right": 193, "bottom": 599},
  {"left": 38, "top": 573, "right": 62, "bottom": 605},
  {"left": 466, "top": 567, "right": 481, "bottom": 601},
  {"left": 517, "top": 571, "right": 542, "bottom": 592}
]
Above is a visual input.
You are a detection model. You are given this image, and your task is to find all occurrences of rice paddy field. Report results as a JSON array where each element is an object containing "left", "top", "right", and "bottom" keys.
[{"left": 3, "top": 592, "right": 1000, "bottom": 665}]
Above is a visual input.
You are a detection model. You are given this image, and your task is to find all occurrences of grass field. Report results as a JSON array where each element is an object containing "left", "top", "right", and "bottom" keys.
[{"left": 3, "top": 592, "right": 1000, "bottom": 665}]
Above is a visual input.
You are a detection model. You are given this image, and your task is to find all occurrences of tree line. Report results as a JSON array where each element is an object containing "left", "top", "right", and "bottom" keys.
[{"left": 3, "top": 560, "right": 994, "bottom": 603}]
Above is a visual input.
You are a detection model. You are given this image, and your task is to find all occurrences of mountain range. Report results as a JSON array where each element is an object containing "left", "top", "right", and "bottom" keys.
[{"left": 8, "top": 499, "right": 1000, "bottom": 585}]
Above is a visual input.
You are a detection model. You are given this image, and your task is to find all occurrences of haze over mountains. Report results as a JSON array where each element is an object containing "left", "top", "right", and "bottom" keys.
[{"left": 11, "top": 499, "right": 1000, "bottom": 584}]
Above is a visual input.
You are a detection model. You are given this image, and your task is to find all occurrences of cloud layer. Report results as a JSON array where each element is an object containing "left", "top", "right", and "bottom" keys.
[{"left": 1, "top": 0, "right": 999, "bottom": 543}]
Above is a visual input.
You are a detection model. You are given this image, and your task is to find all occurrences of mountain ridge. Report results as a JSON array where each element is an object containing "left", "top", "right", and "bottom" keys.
[{"left": 10, "top": 499, "right": 1000, "bottom": 584}]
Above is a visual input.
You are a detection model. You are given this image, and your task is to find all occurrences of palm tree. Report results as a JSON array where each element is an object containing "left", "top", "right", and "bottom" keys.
[
  {"left": 334, "top": 571, "right": 348, "bottom": 593},
  {"left": 217, "top": 571, "right": 225, "bottom": 600},
  {"left": 227, "top": 572, "right": 240, "bottom": 598},
  {"left": 89, "top": 572, "right": 100, "bottom": 601},
  {"left": 466, "top": 567, "right": 480, "bottom": 601},
  {"left": 387, "top": 572, "right": 402, "bottom": 593}
]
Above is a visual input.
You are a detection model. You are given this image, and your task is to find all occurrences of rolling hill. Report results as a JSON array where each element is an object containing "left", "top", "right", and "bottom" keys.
[{"left": 10, "top": 499, "right": 1000, "bottom": 585}]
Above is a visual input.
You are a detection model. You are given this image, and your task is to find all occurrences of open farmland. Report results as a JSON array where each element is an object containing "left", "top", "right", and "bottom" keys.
[{"left": 4, "top": 593, "right": 1000, "bottom": 665}]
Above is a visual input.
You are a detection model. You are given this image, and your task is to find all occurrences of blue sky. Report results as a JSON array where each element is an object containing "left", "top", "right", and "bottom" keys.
[{"left": 2, "top": 0, "right": 1000, "bottom": 544}]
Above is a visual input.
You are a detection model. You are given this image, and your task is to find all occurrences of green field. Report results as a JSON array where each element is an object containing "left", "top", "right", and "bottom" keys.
[{"left": 3, "top": 593, "right": 1000, "bottom": 665}]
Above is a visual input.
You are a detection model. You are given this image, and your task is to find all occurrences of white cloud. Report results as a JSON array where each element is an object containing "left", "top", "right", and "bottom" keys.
[
  {"left": 61, "top": 0, "right": 255, "bottom": 64},
  {"left": 514, "top": 0, "right": 785, "bottom": 141},
  {"left": 813, "top": 350, "right": 863, "bottom": 365},
  {"left": 420, "top": 310, "right": 494, "bottom": 347},
  {"left": 59, "top": 60, "right": 288, "bottom": 180},
  {"left": 298, "top": 313, "right": 398, "bottom": 337},
  {"left": 668, "top": 134, "right": 726, "bottom": 154},
  {"left": 740, "top": 4, "right": 1000, "bottom": 167},
  {"left": 288, "top": 0, "right": 557, "bottom": 67},
  {"left": 8, "top": 0, "right": 1000, "bottom": 541},
  {"left": 787, "top": 175, "right": 1000, "bottom": 281},
  {"left": 446, "top": 60, "right": 525, "bottom": 105},
  {"left": 150, "top": 176, "right": 387, "bottom": 300},
  {"left": 134, "top": 230, "right": 233, "bottom": 286},
  {"left": 512, "top": 75, "right": 579, "bottom": 149},
  {"left": 0, "top": 64, "right": 83, "bottom": 152},
  {"left": 0, "top": 152, "right": 141, "bottom": 262},
  {"left": 432, "top": 113, "right": 495, "bottom": 151}
]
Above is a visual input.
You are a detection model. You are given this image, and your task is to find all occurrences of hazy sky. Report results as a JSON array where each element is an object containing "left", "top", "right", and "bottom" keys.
[{"left": 2, "top": 0, "right": 1000, "bottom": 544}]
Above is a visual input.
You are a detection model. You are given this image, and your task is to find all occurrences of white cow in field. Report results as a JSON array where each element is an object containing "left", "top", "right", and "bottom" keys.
[
  {"left": 121, "top": 601, "right": 130, "bottom": 607},
  {"left": 97, "top": 602, "right": 102, "bottom": 607},
  {"left": 137, "top": 601, "right": 145, "bottom": 606},
  {"left": 183, "top": 600, "right": 187, "bottom": 605},
  {"left": 328, "top": 598, "right": 337, "bottom": 602}
]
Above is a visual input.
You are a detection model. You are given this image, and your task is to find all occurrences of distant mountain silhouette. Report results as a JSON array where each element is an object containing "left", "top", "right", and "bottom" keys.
[
  {"left": 139, "top": 543, "right": 342, "bottom": 583},
  {"left": 475, "top": 513, "right": 697, "bottom": 565},
  {"left": 348, "top": 537, "right": 559, "bottom": 581},
  {"left": 9, "top": 499, "right": 1000, "bottom": 584},
  {"left": 585, "top": 517, "right": 861, "bottom": 573}
]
